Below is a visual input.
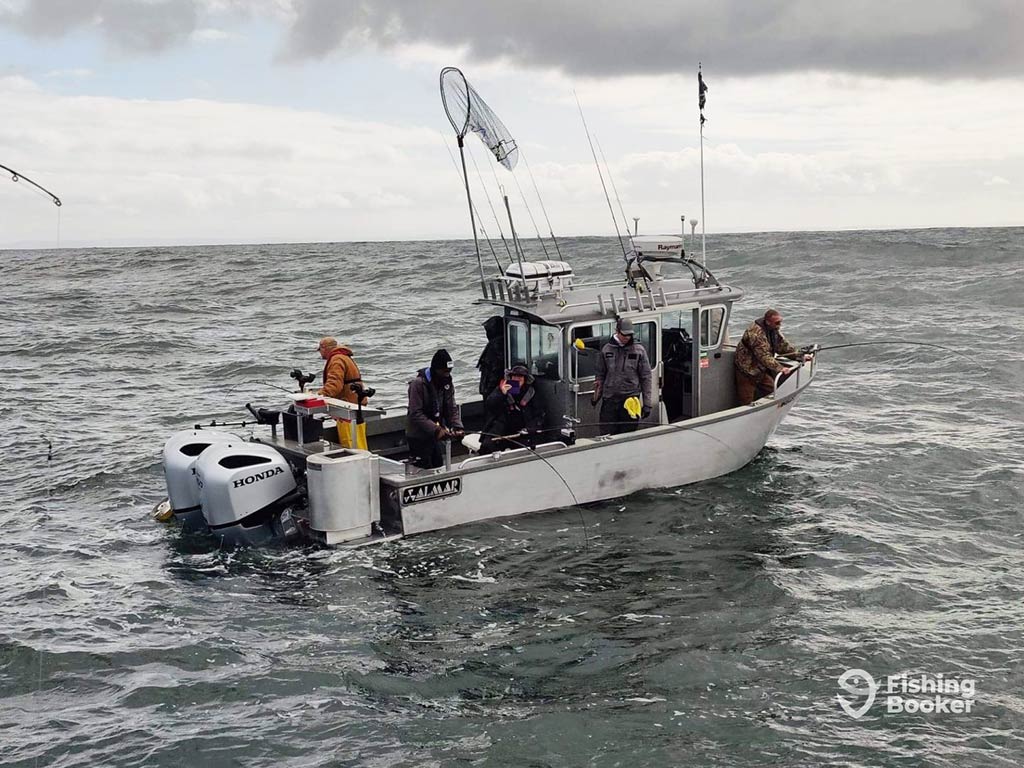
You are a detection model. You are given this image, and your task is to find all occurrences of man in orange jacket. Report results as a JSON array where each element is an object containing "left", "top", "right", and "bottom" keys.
[{"left": 317, "top": 337, "right": 367, "bottom": 405}]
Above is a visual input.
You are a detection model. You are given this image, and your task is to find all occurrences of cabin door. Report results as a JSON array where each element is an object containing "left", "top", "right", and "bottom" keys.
[
  {"left": 659, "top": 306, "right": 700, "bottom": 422},
  {"left": 568, "top": 318, "right": 661, "bottom": 438}
]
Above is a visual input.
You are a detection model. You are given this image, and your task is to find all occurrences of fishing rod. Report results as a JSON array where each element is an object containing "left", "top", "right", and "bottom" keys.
[
  {"left": 574, "top": 90, "right": 629, "bottom": 261},
  {"left": 594, "top": 135, "right": 636, "bottom": 256},
  {"left": 509, "top": 162, "right": 551, "bottom": 259},
  {"left": 521, "top": 153, "right": 563, "bottom": 260},
  {"left": 221, "top": 379, "right": 295, "bottom": 396},
  {"left": 810, "top": 341, "right": 969, "bottom": 358},
  {"left": 1, "top": 163, "right": 62, "bottom": 207}
]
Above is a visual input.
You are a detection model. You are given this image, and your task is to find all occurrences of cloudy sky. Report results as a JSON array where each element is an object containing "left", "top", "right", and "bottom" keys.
[{"left": 1, "top": 0, "right": 1021, "bottom": 248}]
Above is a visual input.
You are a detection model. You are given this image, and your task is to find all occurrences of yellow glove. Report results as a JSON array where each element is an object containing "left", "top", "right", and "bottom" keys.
[{"left": 624, "top": 396, "right": 642, "bottom": 419}]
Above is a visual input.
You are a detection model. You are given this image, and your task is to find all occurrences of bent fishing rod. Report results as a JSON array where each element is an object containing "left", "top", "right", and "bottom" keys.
[
  {"left": 1, "top": 163, "right": 62, "bottom": 207},
  {"left": 807, "top": 341, "right": 969, "bottom": 358}
]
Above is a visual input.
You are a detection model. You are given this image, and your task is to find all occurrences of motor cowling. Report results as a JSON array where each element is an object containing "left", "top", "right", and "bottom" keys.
[
  {"left": 162, "top": 429, "right": 239, "bottom": 531},
  {"left": 195, "top": 442, "right": 297, "bottom": 546}
]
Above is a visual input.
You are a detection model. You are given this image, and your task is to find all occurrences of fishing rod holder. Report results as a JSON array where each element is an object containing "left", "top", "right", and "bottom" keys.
[
  {"left": 350, "top": 383, "right": 376, "bottom": 400},
  {"left": 246, "top": 403, "right": 282, "bottom": 439},
  {"left": 289, "top": 368, "right": 316, "bottom": 392}
]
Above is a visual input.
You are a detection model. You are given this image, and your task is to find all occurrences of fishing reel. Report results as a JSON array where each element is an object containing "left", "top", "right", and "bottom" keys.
[
  {"left": 799, "top": 344, "right": 820, "bottom": 355},
  {"left": 289, "top": 368, "right": 316, "bottom": 392}
]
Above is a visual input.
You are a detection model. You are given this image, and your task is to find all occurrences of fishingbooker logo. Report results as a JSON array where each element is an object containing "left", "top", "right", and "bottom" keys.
[{"left": 837, "top": 669, "right": 976, "bottom": 718}]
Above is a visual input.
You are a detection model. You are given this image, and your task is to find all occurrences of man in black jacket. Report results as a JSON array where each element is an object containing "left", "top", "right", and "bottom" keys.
[
  {"left": 406, "top": 349, "right": 465, "bottom": 469},
  {"left": 476, "top": 316, "right": 505, "bottom": 397},
  {"left": 480, "top": 365, "right": 547, "bottom": 454}
]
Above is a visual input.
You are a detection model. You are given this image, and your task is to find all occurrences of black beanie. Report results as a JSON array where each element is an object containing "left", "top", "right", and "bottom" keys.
[{"left": 430, "top": 348, "right": 453, "bottom": 371}]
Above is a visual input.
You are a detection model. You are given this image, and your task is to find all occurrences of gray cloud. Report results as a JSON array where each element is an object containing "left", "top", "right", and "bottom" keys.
[
  {"left": 2, "top": 0, "right": 196, "bottom": 52},
  {"left": 281, "top": 0, "right": 1024, "bottom": 79},
  {"left": 2, "top": 0, "right": 1021, "bottom": 78}
]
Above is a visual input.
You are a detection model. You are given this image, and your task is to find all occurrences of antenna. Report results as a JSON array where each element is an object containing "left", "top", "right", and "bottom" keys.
[{"left": 573, "top": 91, "right": 629, "bottom": 261}]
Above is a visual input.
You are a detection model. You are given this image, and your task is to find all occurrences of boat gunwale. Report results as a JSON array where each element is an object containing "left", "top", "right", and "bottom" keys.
[{"left": 380, "top": 365, "right": 813, "bottom": 489}]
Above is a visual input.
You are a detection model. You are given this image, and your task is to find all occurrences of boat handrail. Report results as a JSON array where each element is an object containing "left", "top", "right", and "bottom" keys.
[{"left": 772, "top": 359, "right": 806, "bottom": 398}]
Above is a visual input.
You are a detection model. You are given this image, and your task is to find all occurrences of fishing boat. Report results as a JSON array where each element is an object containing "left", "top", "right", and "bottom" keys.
[{"left": 154, "top": 67, "right": 818, "bottom": 547}]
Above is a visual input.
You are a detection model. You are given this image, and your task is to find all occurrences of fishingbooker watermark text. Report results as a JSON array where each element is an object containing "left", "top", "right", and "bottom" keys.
[{"left": 837, "top": 669, "right": 976, "bottom": 718}]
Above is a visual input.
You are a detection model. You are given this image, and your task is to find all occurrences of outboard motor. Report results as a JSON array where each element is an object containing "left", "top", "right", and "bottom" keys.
[
  {"left": 194, "top": 441, "right": 297, "bottom": 547},
  {"left": 162, "top": 429, "right": 239, "bottom": 531}
]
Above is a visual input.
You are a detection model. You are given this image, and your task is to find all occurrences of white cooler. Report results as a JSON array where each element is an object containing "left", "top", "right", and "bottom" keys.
[{"left": 306, "top": 449, "right": 380, "bottom": 545}]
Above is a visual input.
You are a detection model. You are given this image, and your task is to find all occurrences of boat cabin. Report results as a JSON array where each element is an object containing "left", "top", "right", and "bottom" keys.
[{"left": 472, "top": 246, "right": 744, "bottom": 439}]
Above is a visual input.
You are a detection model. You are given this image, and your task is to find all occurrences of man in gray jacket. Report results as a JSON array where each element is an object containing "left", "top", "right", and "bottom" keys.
[{"left": 591, "top": 318, "right": 653, "bottom": 435}]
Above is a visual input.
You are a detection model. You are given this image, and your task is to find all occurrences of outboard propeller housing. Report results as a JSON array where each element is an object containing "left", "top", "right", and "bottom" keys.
[
  {"left": 194, "top": 442, "right": 297, "bottom": 547},
  {"left": 162, "top": 429, "right": 239, "bottom": 531}
]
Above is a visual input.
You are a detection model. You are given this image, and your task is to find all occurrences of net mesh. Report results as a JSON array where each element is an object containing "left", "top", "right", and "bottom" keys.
[{"left": 440, "top": 67, "right": 519, "bottom": 171}]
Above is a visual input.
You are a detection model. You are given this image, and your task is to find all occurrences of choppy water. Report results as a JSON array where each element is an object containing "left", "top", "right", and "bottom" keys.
[{"left": 2, "top": 227, "right": 1023, "bottom": 767}]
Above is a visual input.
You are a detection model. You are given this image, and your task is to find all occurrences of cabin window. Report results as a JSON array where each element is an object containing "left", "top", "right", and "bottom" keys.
[
  {"left": 530, "top": 324, "right": 562, "bottom": 380},
  {"left": 570, "top": 320, "right": 614, "bottom": 379},
  {"left": 508, "top": 320, "right": 529, "bottom": 368},
  {"left": 700, "top": 306, "right": 726, "bottom": 349},
  {"left": 662, "top": 310, "right": 689, "bottom": 331}
]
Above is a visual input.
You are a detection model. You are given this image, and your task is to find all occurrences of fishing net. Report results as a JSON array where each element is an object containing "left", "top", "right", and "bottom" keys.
[{"left": 440, "top": 67, "right": 519, "bottom": 171}]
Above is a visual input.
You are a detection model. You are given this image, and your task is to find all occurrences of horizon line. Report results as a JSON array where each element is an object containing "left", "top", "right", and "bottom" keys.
[{"left": 2, "top": 222, "right": 1021, "bottom": 252}]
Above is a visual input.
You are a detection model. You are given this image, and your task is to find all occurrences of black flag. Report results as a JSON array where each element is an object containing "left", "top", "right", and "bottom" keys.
[{"left": 698, "top": 68, "right": 708, "bottom": 111}]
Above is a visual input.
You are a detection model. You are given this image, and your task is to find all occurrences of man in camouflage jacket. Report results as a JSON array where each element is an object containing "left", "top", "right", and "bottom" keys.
[{"left": 734, "top": 309, "right": 799, "bottom": 405}]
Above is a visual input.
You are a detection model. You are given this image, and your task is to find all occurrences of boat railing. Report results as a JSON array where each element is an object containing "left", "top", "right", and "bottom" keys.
[
  {"left": 772, "top": 358, "right": 812, "bottom": 398},
  {"left": 481, "top": 275, "right": 737, "bottom": 316},
  {"left": 559, "top": 284, "right": 738, "bottom": 315}
]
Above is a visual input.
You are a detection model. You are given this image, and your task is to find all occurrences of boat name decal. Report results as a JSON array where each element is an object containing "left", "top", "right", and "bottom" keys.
[
  {"left": 233, "top": 466, "right": 285, "bottom": 488},
  {"left": 402, "top": 478, "right": 462, "bottom": 505}
]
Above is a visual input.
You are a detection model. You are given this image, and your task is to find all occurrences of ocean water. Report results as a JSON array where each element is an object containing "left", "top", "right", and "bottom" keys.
[{"left": 1, "top": 227, "right": 1023, "bottom": 767}]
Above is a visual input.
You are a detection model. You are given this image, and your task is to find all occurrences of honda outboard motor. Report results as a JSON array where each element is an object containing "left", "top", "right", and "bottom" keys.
[
  {"left": 162, "top": 429, "right": 239, "bottom": 531},
  {"left": 194, "top": 441, "right": 297, "bottom": 547}
]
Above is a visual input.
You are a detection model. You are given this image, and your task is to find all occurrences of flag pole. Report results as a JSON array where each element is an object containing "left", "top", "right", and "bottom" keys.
[
  {"left": 699, "top": 119, "right": 706, "bottom": 263},
  {"left": 698, "top": 63, "right": 708, "bottom": 265}
]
